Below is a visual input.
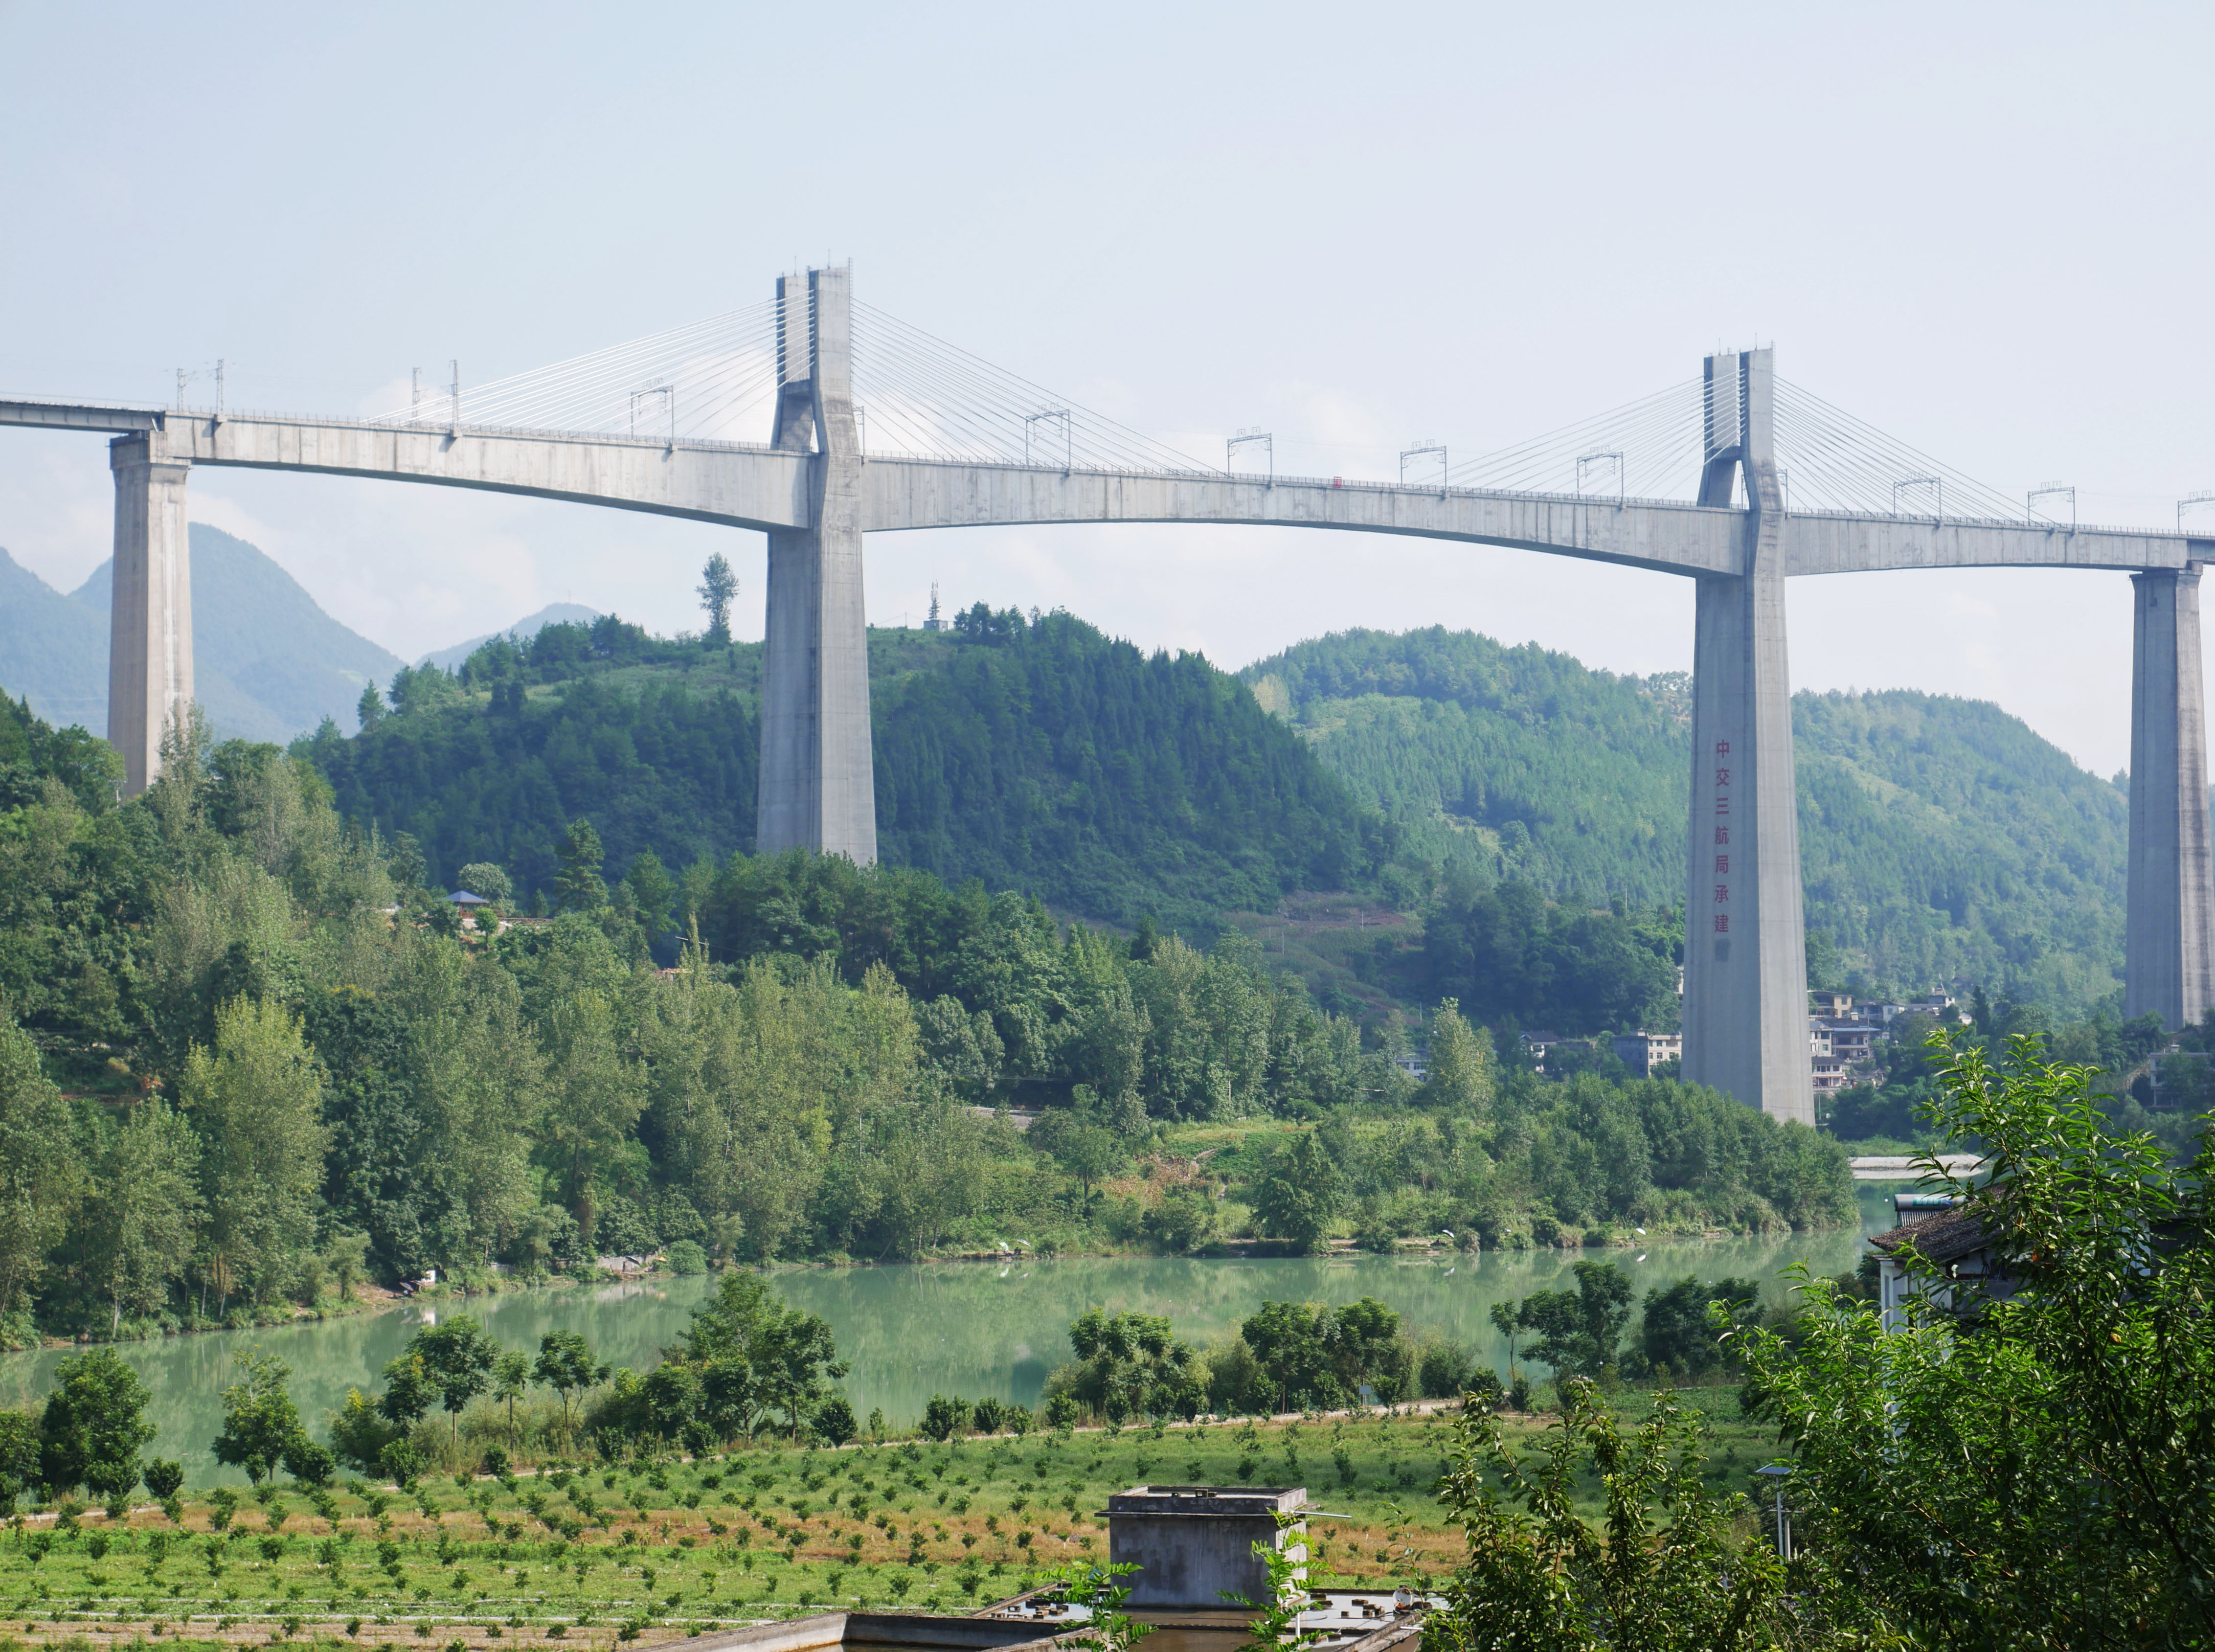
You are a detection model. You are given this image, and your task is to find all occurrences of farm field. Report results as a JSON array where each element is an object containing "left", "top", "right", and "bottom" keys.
[{"left": 0, "top": 1400, "right": 1779, "bottom": 1652}]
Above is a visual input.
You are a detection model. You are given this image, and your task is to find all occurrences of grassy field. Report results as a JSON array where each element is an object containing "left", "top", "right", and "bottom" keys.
[{"left": 0, "top": 1402, "right": 1782, "bottom": 1652}]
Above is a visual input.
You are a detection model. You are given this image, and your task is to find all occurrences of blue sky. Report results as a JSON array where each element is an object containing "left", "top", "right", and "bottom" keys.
[{"left": 2, "top": 0, "right": 2211, "bottom": 773}]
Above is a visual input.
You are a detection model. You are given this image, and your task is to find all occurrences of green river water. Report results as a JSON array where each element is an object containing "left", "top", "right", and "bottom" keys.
[{"left": 0, "top": 1185, "right": 1908, "bottom": 1483}]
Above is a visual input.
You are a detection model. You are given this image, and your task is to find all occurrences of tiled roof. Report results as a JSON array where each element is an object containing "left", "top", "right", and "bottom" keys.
[{"left": 1870, "top": 1203, "right": 1995, "bottom": 1268}]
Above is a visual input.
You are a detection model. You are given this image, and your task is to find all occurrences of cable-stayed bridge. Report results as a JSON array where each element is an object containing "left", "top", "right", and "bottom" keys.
[{"left": 4, "top": 265, "right": 2209, "bottom": 1126}]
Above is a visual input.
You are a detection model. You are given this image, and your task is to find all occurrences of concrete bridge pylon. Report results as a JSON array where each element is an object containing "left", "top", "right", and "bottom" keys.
[
  {"left": 2126, "top": 566, "right": 2215, "bottom": 1028},
  {"left": 107, "top": 429, "right": 193, "bottom": 796},
  {"left": 1681, "top": 349, "right": 1815, "bottom": 1127},
  {"left": 756, "top": 265, "right": 877, "bottom": 864}
]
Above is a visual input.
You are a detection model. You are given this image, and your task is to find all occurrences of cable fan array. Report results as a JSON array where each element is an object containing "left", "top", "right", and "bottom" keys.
[
  {"left": 1435, "top": 375, "right": 2029, "bottom": 521},
  {"left": 1445, "top": 381, "right": 1708, "bottom": 501},
  {"left": 1771, "top": 380, "right": 2025, "bottom": 522},
  {"left": 848, "top": 303, "right": 1211, "bottom": 473},
  {"left": 362, "top": 296, "right": 2034, "bottom": 525},
  {"left": 370, "top": 300, "right": 784, "bottom": 443}
]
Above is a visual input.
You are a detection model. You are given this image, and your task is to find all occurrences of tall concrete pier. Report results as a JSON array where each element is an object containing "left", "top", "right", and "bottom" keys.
[
  {"left": 2125, "top": 566, "right": 2215, "bottom": 1027},
  {"left": 107, "top": 429, "right": 193, "bottom": 795},
  {"left": 1680, "top": 350, "right": 1814, "bottom": 1126},
  {"left": 755, "top": 266, "right": 878, "bottom": 863}
]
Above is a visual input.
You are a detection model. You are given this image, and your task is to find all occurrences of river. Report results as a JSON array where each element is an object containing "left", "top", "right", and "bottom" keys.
[{"left": 0, "top": 1184, "right": 1909, "bottom": 1483}]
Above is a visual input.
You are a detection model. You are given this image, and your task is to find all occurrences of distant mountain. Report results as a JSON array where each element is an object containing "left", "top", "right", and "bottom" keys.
[
  {"left": 1242, "top": 628, "right": 2128, "bottom": 1012},
  {"left": 416, "top": 603, "right": 601, "bottom": 672},
  {"left": 0, "top": 524, "right": 408, "bottom": 746},
  {"left": 0, "top": 546, "right": 108, "bottom": 733}
]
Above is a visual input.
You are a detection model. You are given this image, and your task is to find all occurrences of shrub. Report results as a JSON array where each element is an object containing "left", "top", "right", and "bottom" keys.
[
  {"left": 1417, "top": 1337, "right": 1473, "bottom": 1399},
  {"left": 919, "top": 1396, "right": 972, "bottom": 1442},
  {"left": 663, "top": 1241, "right": 708, "bottom": 1276}
]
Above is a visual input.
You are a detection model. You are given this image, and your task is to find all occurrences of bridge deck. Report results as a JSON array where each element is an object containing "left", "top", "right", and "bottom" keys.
[{"left": 0, "top": 399, "right": 2198, "bottom": 576}]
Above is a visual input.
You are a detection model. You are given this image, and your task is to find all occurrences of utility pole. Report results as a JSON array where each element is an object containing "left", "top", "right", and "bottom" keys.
[
  {"left": 2029, "top": 481, "right": 2076, "bottom": 528},
  {"left": 1228, "top": 427, "right": 1273, "bottom": 485},
  {"left": 450, "top": 360, "right": 460, "bottom": 437},
  {"left": 1025, "top": 409, "right": 1071, "bottom": 471},
  {"left": 1400, "top": 439, "right": 1447, "bottom": 491},
  {"left": 1576, "top": 450, "right": 1625, "bottom": 504},
  {"left": 1756, "top": 1466, "right": 1792, "bottom": 1560},
  {"left": 215, "top": 360, "right": 226, "bottom": 416}
]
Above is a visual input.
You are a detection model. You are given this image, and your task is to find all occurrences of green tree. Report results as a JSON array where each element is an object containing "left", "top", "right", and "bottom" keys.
[
  {"left": 1248, "top": 1132, "right": 1341, "bottom": 1254},
  {"left": 1627, "top": 1276, "right": 1761, "bottom": 1381},
  {"left": 553, "top": 819, "right": 607, "bottom": 913},
  {"left": 356, "top": 681, "right": 384, "bottom": 733},
  {"left": 0, "top": 1412, "right": 40, "bottom": 1511},
  {"left": 1240, "top": 1301, "right": 1344, "bottom": 1413},
  {"left": 80, "top": 1098, "right": 203, "bottom": 1335},
  {"left": 920, "top": 1394, "right": 972, "bottom": 1441},
  {"left": 814, "top": 1393, "right": 857, "bottom": 1447},
  {"left": 537, "top": 988, "right": 644, "bottom": 1241},
  {"left": 1489, "top": 1299, "right": 1522, "bottom": 1373},
  {"left": 376, "top": 1350, "right": 438, "bottom": 1429},
  {"left": 1047, "top": 1120, "right": 1126, "bottom": 1203},
  {"left": 698, "top": 553, "right": 738, "bottom": 645},
  {"left": 493, "top": 1348, "right": 531, "bottom": 1440},
  {"left": 38, "top": 1348, "right": 155, "bottom": 1499},
  {"left": 142, "top": 1455, "right": 184, "bottom": 1503},
  {"left": 1742, "top": 1033, "right": 2215, "bottom": 1645},
  {"left": 623, "top": 851, "right": 677, "bottom": 944},
  {"left": 1418, "top": 998, "right": 1495, "bottom": 1117},
  {"left": 453, "top": 861, "right": 513, "bottom": 909},
  {"left": 405, "top": 1316, "right": 499, "bottom": 1441},
  {"left": 0, "top": 1015, "right": 84, "bottom": 1318},
  {"left": 1421, "top": 1379, "right": 1862, "bottom": 1652},
  {"left": 1517, "top": 1261, "right": 1633, "bottom": 1380},
  {"left": 533, "top": 1331, "right": 608, "bottom": 1432},
  {"left": 1062, "top": 1309, "right": 1204, "bottom": 1424},
  {"left": 678, "top": 1269, "right": 847, "bottom": 1437},
  {"left": 181, "top": 996, "right": 331, "bottom": 1313},
  {"left": 212, "top": 1349, "right": 303, "bottom": 1485}
]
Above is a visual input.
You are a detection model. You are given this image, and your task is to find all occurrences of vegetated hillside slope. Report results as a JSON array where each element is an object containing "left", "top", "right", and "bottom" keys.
[
  {"left": 72, "top": 525, "right": 407, "bottom": 744},
  {"left": 306, "top": 604, "right": 1390, "bottom": 932},
  {"left": 1242, "top": 627, "right": 2127, "bottom": 1011}
]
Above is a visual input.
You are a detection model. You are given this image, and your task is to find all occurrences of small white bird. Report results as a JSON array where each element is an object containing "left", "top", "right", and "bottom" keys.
[
  {"left": 1442, "top": 1266, "right": 1455, "bottom": 1276},
  {"left": 1635, "top": 1254, "right": 1648, "bottom": 1263},
  {"left": 1634, "top": 1227, "right": 1647, "bottom": 1236}
]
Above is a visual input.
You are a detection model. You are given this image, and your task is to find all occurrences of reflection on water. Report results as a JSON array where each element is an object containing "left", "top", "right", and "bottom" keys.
[{"left": 0, "top": 1184, "right": 1907, "bottom": 1484}]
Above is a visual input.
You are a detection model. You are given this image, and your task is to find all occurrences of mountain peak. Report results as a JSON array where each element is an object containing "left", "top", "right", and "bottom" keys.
[
  {"left": 3, "top": 525, "right": 407, "bottom": 744},
  {"left": 416, "top": 602, "right": 604, "bottom": 673}
]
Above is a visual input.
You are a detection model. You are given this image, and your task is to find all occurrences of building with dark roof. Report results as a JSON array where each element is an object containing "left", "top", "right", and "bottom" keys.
[{"left": 1869, "top": 1197, "right": 2013, "bottom": 1330}]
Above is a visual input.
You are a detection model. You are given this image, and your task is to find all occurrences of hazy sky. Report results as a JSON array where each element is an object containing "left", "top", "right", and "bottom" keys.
[{"left": 3, "top": 1, "right": 2211, "bottom": 776}]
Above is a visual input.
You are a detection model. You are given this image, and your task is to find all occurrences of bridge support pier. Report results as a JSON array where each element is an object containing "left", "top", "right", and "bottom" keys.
[
  {"left": 107, "top": 429, "right": 193, "bottom": 796},
  {"left": 756, "top": 266, "right": 878, "bottom": 863},
  {"left": 1680, "top": 349, "right": 1814, "bottom": 1126},
  {"left": 2125, "top": 566, "right": 2215, "bottom": 1028}
]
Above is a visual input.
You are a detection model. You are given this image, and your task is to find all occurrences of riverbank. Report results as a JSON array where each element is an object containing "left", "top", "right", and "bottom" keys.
[{"left": 0, "top": 1221, "right": 1884, "bottom": 1489}]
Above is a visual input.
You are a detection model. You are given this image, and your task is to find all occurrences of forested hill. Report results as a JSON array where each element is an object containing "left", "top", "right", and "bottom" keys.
[
  {"left": 304, "top": 606, "right": 1388, "bottom": 933},
  {"left": 1242, "top": 627, "right": 2127, "bottom": 1012}
]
